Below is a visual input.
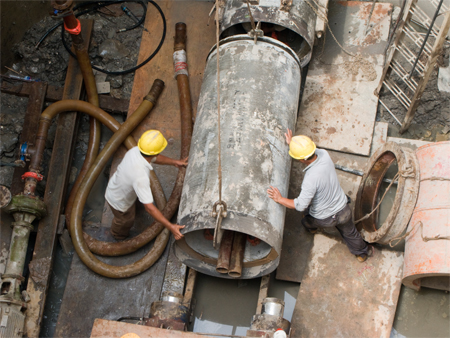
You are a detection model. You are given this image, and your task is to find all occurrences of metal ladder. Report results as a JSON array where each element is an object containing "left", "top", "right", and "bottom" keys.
[{"left": 375, "top": 0, "right": 450, "bottom": 133}]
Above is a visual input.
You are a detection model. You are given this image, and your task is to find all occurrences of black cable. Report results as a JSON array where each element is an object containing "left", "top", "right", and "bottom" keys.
[
  {"left": 36, "top": 0, "right": 165, "bottom": 76},
  {"left": 61, "top": 0, "right": 166, "bottom": 75},
  {"left": 36, "top": 0, "right": 143, "bottom": 49}
]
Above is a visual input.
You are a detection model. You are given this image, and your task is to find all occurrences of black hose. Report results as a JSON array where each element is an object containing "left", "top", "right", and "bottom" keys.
[{"left": 37, "top": 0, "right": 166, "bottom": 76}]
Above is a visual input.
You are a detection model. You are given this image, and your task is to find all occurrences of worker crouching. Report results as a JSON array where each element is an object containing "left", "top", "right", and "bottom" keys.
[
  {"left": 267, "top": 129, "right": 370, "bottom": 262},
  {"left": 105, "top": 130, "right": 187, "bottom": 241}
]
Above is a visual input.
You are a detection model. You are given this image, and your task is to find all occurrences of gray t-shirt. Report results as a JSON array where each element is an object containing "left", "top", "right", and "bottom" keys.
[{"left": 293, "top": 149, "right": 347, "bottom": 219}]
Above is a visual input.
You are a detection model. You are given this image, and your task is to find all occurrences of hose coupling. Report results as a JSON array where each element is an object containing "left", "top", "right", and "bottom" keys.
[
  {"left": 144, "top": 79, "right": 165, "bottom": 105},
  {"left": 64, "top": 19, "right": 81, "bottom": 35}
]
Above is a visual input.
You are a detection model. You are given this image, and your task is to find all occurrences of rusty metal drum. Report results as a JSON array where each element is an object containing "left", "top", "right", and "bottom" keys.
[
  {"left": 174, "top": 35, "right": 301, "bottom": 279},
  {"left": 218, "top": 0, "right": 317, "bottom": 67},
  {"left": 402, "top": 141, "right": 450, "bottom": 291}
]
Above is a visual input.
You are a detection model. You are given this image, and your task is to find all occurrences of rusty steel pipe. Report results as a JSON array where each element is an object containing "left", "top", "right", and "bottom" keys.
[
  {"left": 84, "top": 22, "right": 194, "bottom": 257},
  {"left": 70, "top": 80, "right": 167, "bottom": 278},
  {"left": 216, "top": 230, "right": 235, "bottom": 274},
  {"left": 403, "top": 141, "right": 450, "bottom": 291},
  {"left": 228, "top": 232, "right": 247, "bottom": 278}
]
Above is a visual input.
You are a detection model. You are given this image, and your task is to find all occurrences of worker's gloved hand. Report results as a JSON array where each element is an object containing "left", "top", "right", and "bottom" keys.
[
  {"left": 285, "top": 128, "right": 293, "bottom": 145},
  {"left": 174, "top": 157, "right": 188, "bottom": 169},
  {"left": 169, "top": 223, "right": 186, "bottom": 240}
]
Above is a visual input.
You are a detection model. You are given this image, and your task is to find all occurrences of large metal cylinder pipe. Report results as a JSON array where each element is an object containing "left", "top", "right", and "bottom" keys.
[
  {"left": 218, "top": 0, "right": 317, "bottom": 67},
  {"left": 174, "top": 35, "right": 301, "bottom": 279},
  {"left": 402, "top": 141, "right": 450, "bottom": 291}
]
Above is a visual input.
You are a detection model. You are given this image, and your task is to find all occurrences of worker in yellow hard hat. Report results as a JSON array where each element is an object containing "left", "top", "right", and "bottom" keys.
[
  {"left": 267, "top": 128, "right": 370, "bottom": 262},
  {"left": 105, "top": 130, "right": 187, "bottom": 241}
]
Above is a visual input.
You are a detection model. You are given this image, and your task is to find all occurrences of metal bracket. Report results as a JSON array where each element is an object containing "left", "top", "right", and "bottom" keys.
[
  {"left": 211, "top": 201, "right": 227, "bottom": 249},
  {"left": 248, "top": 21, "right": 264, "bottom": 44}
]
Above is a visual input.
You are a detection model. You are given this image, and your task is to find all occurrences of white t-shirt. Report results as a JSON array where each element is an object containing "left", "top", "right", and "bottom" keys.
[{"left": 105, "top": 146, "right": 154, "bottom": 212}]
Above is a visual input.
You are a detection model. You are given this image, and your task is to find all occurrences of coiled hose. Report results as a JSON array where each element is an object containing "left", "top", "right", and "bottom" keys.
[{"left": 69, "top": 79, "right": 169, "bottom": 278}]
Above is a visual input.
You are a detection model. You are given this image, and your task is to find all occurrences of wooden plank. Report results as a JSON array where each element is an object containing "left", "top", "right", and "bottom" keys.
[
  {"left": 291, "top": 234, "right": 404, "bottom": 338},
  {"left": 255, "top": 275, "right": 270, "bottom": 315},
  {"left": 296, "top": 1, "right": 392, "bottom": 156},
  {"left": 24, "top": 19, "right": 93, "bottom": 338},
  {"left": 1, "top": 80, "right": 129, "bottom": 115},
  {"left": 182, "top": 268, "right": 197, "bottom": 309},
  {"left": 90, "top": 319, "right": 206, "bottom": 338}
]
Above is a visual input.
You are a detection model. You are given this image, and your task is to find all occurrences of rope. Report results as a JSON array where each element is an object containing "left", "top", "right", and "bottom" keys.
[
  {"left": 215, "top": 0, "right": 223, "bottom": 205},
  {"left": 245, "top": 0, "right": 257, "bottom": 31},
  {"left": 305, "top": 0, "right": 356, "bottom": 57},
  {"left": 355, "top": 166, "right": 415, "bottom": 224},
  {"left": 355, "top": 172, "right": 400, "bottom": 224},
  {"left": 389, "top": 221, "right": 450, "bottom": 247}
]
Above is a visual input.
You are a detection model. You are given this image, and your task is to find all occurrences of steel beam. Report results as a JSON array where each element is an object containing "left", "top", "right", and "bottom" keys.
[{"left": 1, "top": 79, "right": 129, "bottom": 115}]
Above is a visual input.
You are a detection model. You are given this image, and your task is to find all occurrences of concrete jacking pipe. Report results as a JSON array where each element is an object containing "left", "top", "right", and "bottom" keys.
[
  {"left": 354, "top": 142, "right": 420, "bottom": 244},
  {"left": 69, "top": 79, "right": 167, "bottom": 278},
  {"left": 173, "top": 0, "right": 317, "bottom": 279},
  {"left": 402, "top": 141, "right": 450, "bottom": 291},
  {"left": 174, "top": 36, "right": 302, "bottom": 279}
]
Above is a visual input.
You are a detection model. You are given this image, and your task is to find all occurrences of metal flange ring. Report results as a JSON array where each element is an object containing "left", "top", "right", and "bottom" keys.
[{"left": 354, "top": 142, "right": 420, "bottom": 244}]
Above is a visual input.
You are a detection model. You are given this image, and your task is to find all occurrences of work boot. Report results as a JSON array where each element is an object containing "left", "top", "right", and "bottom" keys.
[
  {"left": 356, "top": 246, "right": 373, "bottom": 262},
  {"left": 111, "top": 230, "right": 128, "bottom": 241},
  {"left": 356, "top": 254, "right": 368, "bottom": 262},
  {"left": 308, "top": 228, "right": 318, "bottom": 234}
]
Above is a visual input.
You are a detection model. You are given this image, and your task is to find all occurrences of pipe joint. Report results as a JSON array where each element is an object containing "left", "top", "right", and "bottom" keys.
[
  {"left": 64, "top": 19, "right": 81, "bottom": 35},
  {"left": 144, "top": 79, "right": 165, "bottom": 105},
  {"left": 11, "top": 221, "right": 34, "bottom": 231}
]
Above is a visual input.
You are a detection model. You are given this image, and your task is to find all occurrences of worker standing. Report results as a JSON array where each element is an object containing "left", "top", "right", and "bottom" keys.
[
  {"left": 267, "top": 129, "right": 370, "bottom": 262},
  {"left": 105, "top": 130, "right": 187, "bottom": 241}
]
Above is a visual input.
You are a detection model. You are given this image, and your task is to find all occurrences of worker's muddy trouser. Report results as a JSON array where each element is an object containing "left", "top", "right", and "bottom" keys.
[
  {"left": 301, "top": 204, "right": 369, "bottom": 256},
  {"left": 108, "top": 202, "right": 136, "bottom": 240}
]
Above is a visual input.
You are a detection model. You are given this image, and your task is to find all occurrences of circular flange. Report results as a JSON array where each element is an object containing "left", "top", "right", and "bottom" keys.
[
  {"left": 51, "top": 0, "right": 73, "bottom": 11},
  {"left": 0, "top": 185, "right": 12, "bottom": 209},
  {"left": 354, "top": 142, "right": 420, "bottom": 244}
]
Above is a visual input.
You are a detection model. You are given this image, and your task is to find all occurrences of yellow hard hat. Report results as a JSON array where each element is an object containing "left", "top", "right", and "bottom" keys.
[
  {"left": 120, "top": 333, "right": 141, "bottom": 338},
  {"left": 138, "top": 130, "right": 168, "bottom": 156},
  {"left": 289, "top": 135, "right": 316, "bottom": 159}
]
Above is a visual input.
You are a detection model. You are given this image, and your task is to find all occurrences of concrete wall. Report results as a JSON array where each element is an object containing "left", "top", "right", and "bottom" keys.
[{"left": 1, "top": 1, "right": 50, "bottom": 73}]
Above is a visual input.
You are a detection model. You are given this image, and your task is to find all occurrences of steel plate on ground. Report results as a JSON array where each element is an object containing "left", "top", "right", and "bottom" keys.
[
  {"left": 291, "top": 234, "right": 403, "bottom": 338},
  {"left": 296, "top": 1, "right": 392, "bottom": 156}
]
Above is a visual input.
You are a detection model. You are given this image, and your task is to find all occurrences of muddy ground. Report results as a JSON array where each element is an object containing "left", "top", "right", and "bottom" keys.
[{"left": 1, "top": 3, "right": 146, "bottom": 193}]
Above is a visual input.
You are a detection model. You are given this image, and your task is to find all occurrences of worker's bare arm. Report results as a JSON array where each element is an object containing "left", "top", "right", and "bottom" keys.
[
  {"left": 285, "top": 128, "right": 293, "bottom": 145},
  {"left": 267, "top": 186, "right": 296, "bottom": 209},
  {"left": 144, "top": 202, "right": 185, "bottom": 240},
  {"left": 153, "top": 154, "right": 188, "bottom": 168}
]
